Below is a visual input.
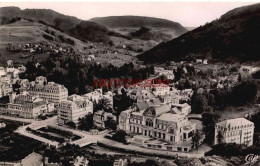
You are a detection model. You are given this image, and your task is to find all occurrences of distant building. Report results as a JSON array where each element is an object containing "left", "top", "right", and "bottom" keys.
[
  {"left": 6, "top": 67, "right": 20, "bottom": 78},
  {"left": 196, "top": 59, "right": 203, "bottom": 63},
  {"left": 178, "top": 89, "right": 193, "bottom": 101},
  {"left": 103, "top": 91, "right": 114, "bottom": 108},
  {"left": 151, "top": 84, "right": 170, "bottom": 97},
  {"left": 93, "top": 110, "right": 116, "bottom": 128},
  {"left": 154, "top": 67, "right": 164, "bottom": 74},
  {"left": 14, "top": 152, "right": 43, "bottom": 166},
  {"left": 57, "top": 95, "right": 93, "bottom": 125},
  {"left": 28, "top": 76, "right": 68, "bottom": 104},
  {"left": 202, "top": 59, "right": 208, "bottom": 64},
  {"left": 14, "top": 152, "right": 60, "bottom": 166},
  {"left": 0, "top": 122, "right": 6, "bottom": 128},
  {"left": 6, "top": 92, "right": 54, "bottom": 118},
  {"left": 161, "top": 70, "right": 175, "bottom": 80},
  {"left": 0, "top": 82, "right": 12, "bottom": 98},
  {"left": 171, "top": 103, "right": 191, "bottom": 116},
  {"left": 214, "top": 118, "right": 254, "bottom": 146},
  {"left": 83, "top": 88, "right": 103, "bottom": 103},
  {"left": 73, "top": 156, "right": 89, "bottom": 166},
  {"left": 113, "top": 158, "right": 128, "bottom": 166},
  {"left": 7, "top": 60, "right": 13, "bottom": 67}
]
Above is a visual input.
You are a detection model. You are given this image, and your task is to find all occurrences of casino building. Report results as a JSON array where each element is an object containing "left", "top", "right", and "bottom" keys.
[{"left": 119, "top": 104, "right": 201, "bottom": 152}]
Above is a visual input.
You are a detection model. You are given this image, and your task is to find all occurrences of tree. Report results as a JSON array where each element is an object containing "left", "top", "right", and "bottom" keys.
[
  {"left": 94, "top": 98, "right": 112, "bottom": 113},
  {"left": 66, "top": 121, "right": 76, "bottom": 129},
  {"left": 104, "top": 116, "right": 117, "bottom": 131},
  {"left": 231, "top": 81, "right": 257, "bottom": 106},
  {"left": 112, "top": 130, "right": 127, "bottom": 143},
  {"left": 202, "top": 112, "right": 220, "bottom": 144},
  {"left": 192, "top": 131, "right": 201, "bottom": 149},
  {"left": 216, "top": 130, "right": 223, "bottom": 144},
  {"left": 78, "top": 113, "right": 93, "bottom": 131}
]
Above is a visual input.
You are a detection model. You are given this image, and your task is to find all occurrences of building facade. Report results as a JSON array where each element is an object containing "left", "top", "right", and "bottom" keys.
[
  {"left": 0, "top": 82, "right": 12, "bottom": 98},
  {"left": 57, "top": 95, "right": 93, "bottom": 125},
  {"left": 28, "top": 76, "right": 68, "bottom": 104},
  {"left": 93, "top": 110, "right": 116, "bottom": 128},
  {"left": 119, "top": 104, "right": 196, "bottom": 151},
  {"left": 6, "top": 93, "right": 54, "bottom": 118},
  {"left": 214, "top": 118, "right": 254, "bottom": 146}
]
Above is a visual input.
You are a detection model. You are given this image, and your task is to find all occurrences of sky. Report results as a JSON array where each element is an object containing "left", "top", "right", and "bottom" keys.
[{"left": 0, "top": 1, "right": 258, "bottom": 27}]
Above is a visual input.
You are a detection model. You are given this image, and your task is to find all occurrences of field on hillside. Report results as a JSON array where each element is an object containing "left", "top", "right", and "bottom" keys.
[
  {"left": 0, "top": 19, "right": 91, "bottom": 65},
  {"left": 95, "top": 53, "right": 135, "bottom": 67}
]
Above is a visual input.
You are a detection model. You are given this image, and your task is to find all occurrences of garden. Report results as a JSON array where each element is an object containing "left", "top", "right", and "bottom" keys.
[{"left": 26, "top": 126, "right": 81, "bottom": 143}]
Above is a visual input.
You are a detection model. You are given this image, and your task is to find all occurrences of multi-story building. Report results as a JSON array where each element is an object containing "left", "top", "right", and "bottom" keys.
[
  {"left": 82, "top": 88, "right": 103, "bottom": 103},
  {"left": 57, "top": 95, "right": 93, "bottom": 125},
  {"left": 28, "top": 76, "right": 68, "bottom": 104},
  {"left": 6, "top": 92, "right": 54, "bottom": 118},
  {"left": 93, "top": 110, "right": 116, "bottom": 128},
  {"left": 119, "top": 104, "right": 197, "bottom": 151},
  {"left": 0, "top": 82, "right": 12, "bottom": 98},
  {"left": 151, "top": 84, "right": 170, "bottom": 97},
  {"left": 103, "top": 91, "right": 114, "bottom": 108},
  {"left": 178, "top": 89, "right": 193, "bottom": 102},
  {"left": 214, "top": 118, "right": 254, "bottom": 146},
  {"left": 171, "top": 103, "right": 191, "bottom": 116}
]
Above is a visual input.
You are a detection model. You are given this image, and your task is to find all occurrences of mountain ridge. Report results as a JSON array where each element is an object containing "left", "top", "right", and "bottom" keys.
[
  {"left": 138, "top": 3, "right": 260, "bottom": 63},
  {"left": 0, "top": 6, "right": 111, "bottom": 43}
]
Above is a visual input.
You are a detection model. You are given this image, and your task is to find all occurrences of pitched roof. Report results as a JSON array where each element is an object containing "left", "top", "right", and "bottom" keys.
[
  {"left": 135, "top": 102, "right": 149, "bottom": 111},
  {"left": 157, "top": 113, "right": 185, "bottom": 122},
  {"left": 216, "top": 118, "right": 254, "bottom": 129},
  {"left": 17, "top": 152, "right": 43, "bottom": 166},
  {"left": 143, "top": 104, "right": 170, "bottom": 117}
]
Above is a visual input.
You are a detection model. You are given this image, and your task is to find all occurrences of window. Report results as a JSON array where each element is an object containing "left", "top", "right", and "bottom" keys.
[
  {"left": 169, "top": 127, "right": 174, "bottom": 134},
  {"left": 146, "top": 118, "right": 153, "bottom": 127}
]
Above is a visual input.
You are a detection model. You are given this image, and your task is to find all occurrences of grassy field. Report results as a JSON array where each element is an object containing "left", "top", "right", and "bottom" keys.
[
  {"left": 95, "top": 53, "right": 135, "bottom": 67},
  {"left": 0, "top": 20, "right": 145, "bottom": 67},
  {"left": 0, "top": 19, "right": 92, "bottom": 65}
]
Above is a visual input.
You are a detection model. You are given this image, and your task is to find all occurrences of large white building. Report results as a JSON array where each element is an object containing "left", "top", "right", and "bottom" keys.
[
  {"left": 214, "top": 118, "right": 254, "bottom": 146},
  {"left": 6, "top": 92, "right": 54, "bottom": 118},
  {"left": 119, "top": 104, "right": 198, "bottom": 152},
  {"left": 57, "top": 94, "right": 93, "bottom": 125},
  {"left": 82, "top": 88, "right": 103, "bottom": 103},
  {"left": 28, "top": 76, "right": 68, "bottom": 104}
]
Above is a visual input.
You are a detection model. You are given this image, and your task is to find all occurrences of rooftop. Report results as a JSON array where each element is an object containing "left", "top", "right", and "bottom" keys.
[
  {"left": 216, "top": 118, "right": 254, "bottom": 129},
  {"left": 157, "top": 113, "right": 185, "bottom": 122}
]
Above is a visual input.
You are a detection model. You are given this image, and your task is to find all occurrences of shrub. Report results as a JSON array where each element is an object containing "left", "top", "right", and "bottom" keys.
[{"left": 43, "top": 34, "right": 54, "bottom": 41}]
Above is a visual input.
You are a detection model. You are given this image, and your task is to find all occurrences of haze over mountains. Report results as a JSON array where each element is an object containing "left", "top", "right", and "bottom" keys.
[{"left": 138, "top": 3, "right": 260, "bottom": 63}]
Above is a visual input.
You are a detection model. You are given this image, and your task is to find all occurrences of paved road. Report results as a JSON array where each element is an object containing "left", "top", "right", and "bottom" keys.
[
  {"left": 15, "top": 116, "right": 59, "bottom": 147},
  {"left": 98, "top": 138, "right": 210, "bottom": 158},
  {"left": 48, "top": 124, "right": 109, "bottom": 147},
  {"left": 0, "top": 115, "right": 35, "bottom": 123}
]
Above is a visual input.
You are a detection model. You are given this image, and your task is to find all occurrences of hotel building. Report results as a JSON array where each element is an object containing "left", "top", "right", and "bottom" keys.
[
  {"left": 6, "top": 92, "right": 54, "bottom": 118},
  {"left": 28, "top": 76, "right": 68, "bottom": 104},
  {"left": 214, "top": 118, "right": 254, "bottom": 146},
  {"left": 57, "top": 95, "right": 93, "bottom": 125}
]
